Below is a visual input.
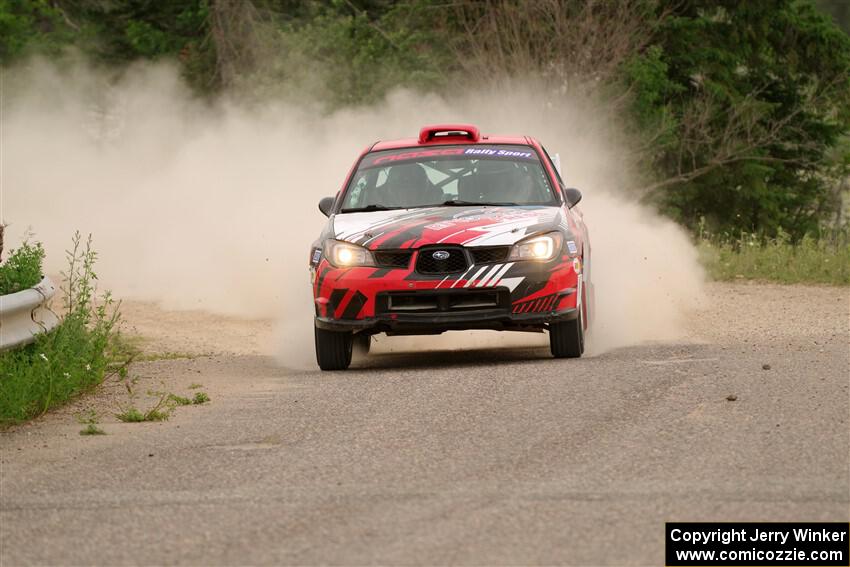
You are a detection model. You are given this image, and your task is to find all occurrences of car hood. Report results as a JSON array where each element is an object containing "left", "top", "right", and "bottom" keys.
[{"left": 332, "top": 205, "right": 563, "bottom": 250}]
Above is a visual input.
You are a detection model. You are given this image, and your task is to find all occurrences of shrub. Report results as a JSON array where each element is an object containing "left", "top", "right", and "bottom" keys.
[{"left": 0, "top": 240, "right": 45, "bottom": 295}]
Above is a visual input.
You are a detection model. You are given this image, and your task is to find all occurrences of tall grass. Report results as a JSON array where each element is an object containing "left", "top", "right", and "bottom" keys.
[
  {"left": 698, "top": 228, "right": 850, "bottom": 285},
  {"left": 0, "top": 233, "right": 128, "bottom": 425}
]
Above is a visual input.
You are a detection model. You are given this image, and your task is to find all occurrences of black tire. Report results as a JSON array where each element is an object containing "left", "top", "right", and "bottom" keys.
[
  {"left": 549, "top": 311, "right": 584, "bottom": 358},
  {"left": 353, "top": 333, "right": 371, "bottom": 355},
  {"left": 314, "top": 325, "right": 353, "bottom": 370}
]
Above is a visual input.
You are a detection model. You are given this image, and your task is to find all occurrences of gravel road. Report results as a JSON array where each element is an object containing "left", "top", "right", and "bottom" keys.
[{"left": 1, "top": 282, "right": 848, "bottom": 565}]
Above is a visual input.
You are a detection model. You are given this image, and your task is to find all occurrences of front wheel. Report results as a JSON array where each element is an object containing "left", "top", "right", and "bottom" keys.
[
  {"left": 315, "top": 325, "right": 353, "bottom": 370},
  {"left": 549, "top": 312, "right": 584, "bottom": 358}
]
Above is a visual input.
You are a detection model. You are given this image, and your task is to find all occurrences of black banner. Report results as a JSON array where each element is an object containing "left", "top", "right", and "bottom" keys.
[{"left": 666, "top": 523, "right": 849, "bottom": 566}]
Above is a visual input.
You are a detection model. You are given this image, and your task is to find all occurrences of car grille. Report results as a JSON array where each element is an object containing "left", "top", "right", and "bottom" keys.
[
  {"left": 469, "top": 246, "right": 510, "bottom": 264},
  {"left": 376, "top": 289, "right": 510, "bottom": 314},
  {"left": 374, "top": 250, "right": 414, "bottom": 269},
  {"left": 372, "top": 246, "right": 511, "bottom": 274},
  {"left": 415, "top": 246, "right": 468, "bottom": 274}
]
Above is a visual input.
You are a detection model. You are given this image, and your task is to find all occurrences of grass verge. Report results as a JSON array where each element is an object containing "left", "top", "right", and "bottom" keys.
[
  {"left": 0, "top": 233, "right": 131, "bottom": 425},
  {"left": 698, "top": 229, "right": 850, "bottom": 285}
]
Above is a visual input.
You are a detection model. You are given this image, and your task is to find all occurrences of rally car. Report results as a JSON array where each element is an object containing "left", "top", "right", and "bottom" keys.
[{"left": 309, "top": 124, "right": 592, "bottom": 370}]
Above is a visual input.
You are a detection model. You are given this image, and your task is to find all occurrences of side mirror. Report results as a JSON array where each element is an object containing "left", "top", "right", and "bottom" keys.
[
  {"left": 564, "top": 187, "right": 582, "bottom": 208},
  {"left": 318, "top": 196, "right": 335, "bottom": 217}
]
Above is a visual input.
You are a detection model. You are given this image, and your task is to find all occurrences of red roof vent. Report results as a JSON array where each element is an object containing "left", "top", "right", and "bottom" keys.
[{"left": 418, "top": 124, "right": 481, "bottom": 144}]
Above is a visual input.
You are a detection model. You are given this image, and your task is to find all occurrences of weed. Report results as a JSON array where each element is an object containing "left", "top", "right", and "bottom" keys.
[
  {"left": 167, "top": 393, "right": 192, "bottom": 406},
  {"left": 79, "top": 423, "right": 106, "bottom": 435},
  {"left": 137, "top": 351, "right": 200, "bottom": 362},
  {"left": 144, "top": 390, "right": 176, "bottom": 419},
  {"left": 116, "top": 407, "right": 145, "bottom": 422},
  {"left": 109, "top": 334, "right": 202, "bottom": 363},
  {"left": 108, "top": 333, "right": 143, "bottom": 376},
  {"left": 116, "top": 391, "right": 177, "bottom": 422},
  {"left": 75, "top": 409, "right": 100, "bottom": 425},
  {"left": 192, "top": 392, "right": 210, "bottom": 405},
  {"left": 143, "top": 408, "right": 171, "bottom": 421},
  {"left": 188, "top": 383, "right": 203, "bottom": 390},
  {"left": 76, "top": 409, "right": 106, "bottom": 434}
]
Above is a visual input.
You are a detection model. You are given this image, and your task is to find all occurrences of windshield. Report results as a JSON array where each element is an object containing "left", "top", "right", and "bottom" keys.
[{"left": 340, "top": 145, "right": 558, "bottom": 212}]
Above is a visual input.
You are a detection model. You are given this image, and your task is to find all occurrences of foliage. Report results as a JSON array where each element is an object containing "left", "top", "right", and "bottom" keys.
[
  {"left": 0, "top": 0, "right": 213, "bottom": 89},
  {"left": 0, "top": 240, "right": 45, "bottom": 295},
  {"left": 116, "top": 390, "right": 174, "bottom": 421},
  {"left": 0, "top": 233, "right": 127, "bottom": 425},
  {"left": 168, "top": 393, "right": 192, "bottom": 406},
  {"left": 141, "top": 405, "right": 170, "bottom": 421},
  {"left": 213, "top": 1, "right": 449, "bottom": 104},
  {"left": 115, "top": 406, "right": 145, "bottom": 422},
  {"left": 80, "top": 423, "right": 106, "bottom": 435},
  {"left": 77, "top": 409, "right": 107, "bottom": 433},
  {"left": 0, "top": 0, "right": 848, "bottom": 237},
  {"left": 698, "top": 227, "right": 850, "bottom": 285},
  {"left": 0, "top": 0, "right": 74, "bottom": 61},
  {"left": 0, "top": 0, "right": 445, "bottom": 98},
  {"left": 816, "top": 0, "right": 850, "bottom": 33},
  {"left": 116, "top": 384, "right": 209, "bottom": 422},
  {"left": 192, "top": 391, "right": 210, "bottom": 404},
  {"left": 136, "top": 351, "right": 199, "bottom": 362},
  {"left": 629, "top": 0, "right": 850, "bottom": 239}
]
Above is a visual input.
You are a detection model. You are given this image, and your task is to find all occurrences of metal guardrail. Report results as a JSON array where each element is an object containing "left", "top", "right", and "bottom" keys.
[{"left": 0, "top": 277, "right": 60, "bottom": 351}]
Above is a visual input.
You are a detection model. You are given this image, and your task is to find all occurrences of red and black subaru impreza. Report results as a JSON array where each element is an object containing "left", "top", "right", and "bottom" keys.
[{"left": 309, "top": 124, "right": 592, "bottom": 370}]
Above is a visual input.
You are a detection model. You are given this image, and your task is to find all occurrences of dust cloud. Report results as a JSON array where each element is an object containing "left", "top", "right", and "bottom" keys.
[{"left": 1, "top": 61, "right": 703, "bottom": 367}]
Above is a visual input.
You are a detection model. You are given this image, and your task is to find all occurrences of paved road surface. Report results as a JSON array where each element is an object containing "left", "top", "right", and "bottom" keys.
[{"left": 1, "top": 283, "right": 848, "bottom": 565}]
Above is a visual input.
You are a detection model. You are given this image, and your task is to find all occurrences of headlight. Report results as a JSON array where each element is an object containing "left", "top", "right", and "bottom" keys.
[
  {"left": 323, "top": 239, "right": 376, "bottom": 267},
  {"left": 508, "top": 232, "right": 563, "bottom": 261}
]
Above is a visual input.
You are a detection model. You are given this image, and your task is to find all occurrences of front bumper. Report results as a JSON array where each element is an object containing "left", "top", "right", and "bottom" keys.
[
  {"left": 312, "top": 251, "right": 580, "bottom": 335},
  {"left": 315, "top": 289, "right": 578, "bottom": 334}
]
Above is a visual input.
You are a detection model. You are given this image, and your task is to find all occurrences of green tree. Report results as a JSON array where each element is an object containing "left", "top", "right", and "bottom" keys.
[
  {"left": 267, "top": 0, "right": 447, "bottom": 106},
  {"left": 0, "top": 0, "right": 73, "bottom": 61},
  {"left": 0, "top": 0, "right": 213, "bottom": 89},
  {"left": 815, "top": 0, "right": 850, "bottom": 33},
  {"left": 629, "top": 0, "right": 850, "bottom": 237},
  {"left": 2, "top": 0, "right": 847, "bottom": 237}
]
